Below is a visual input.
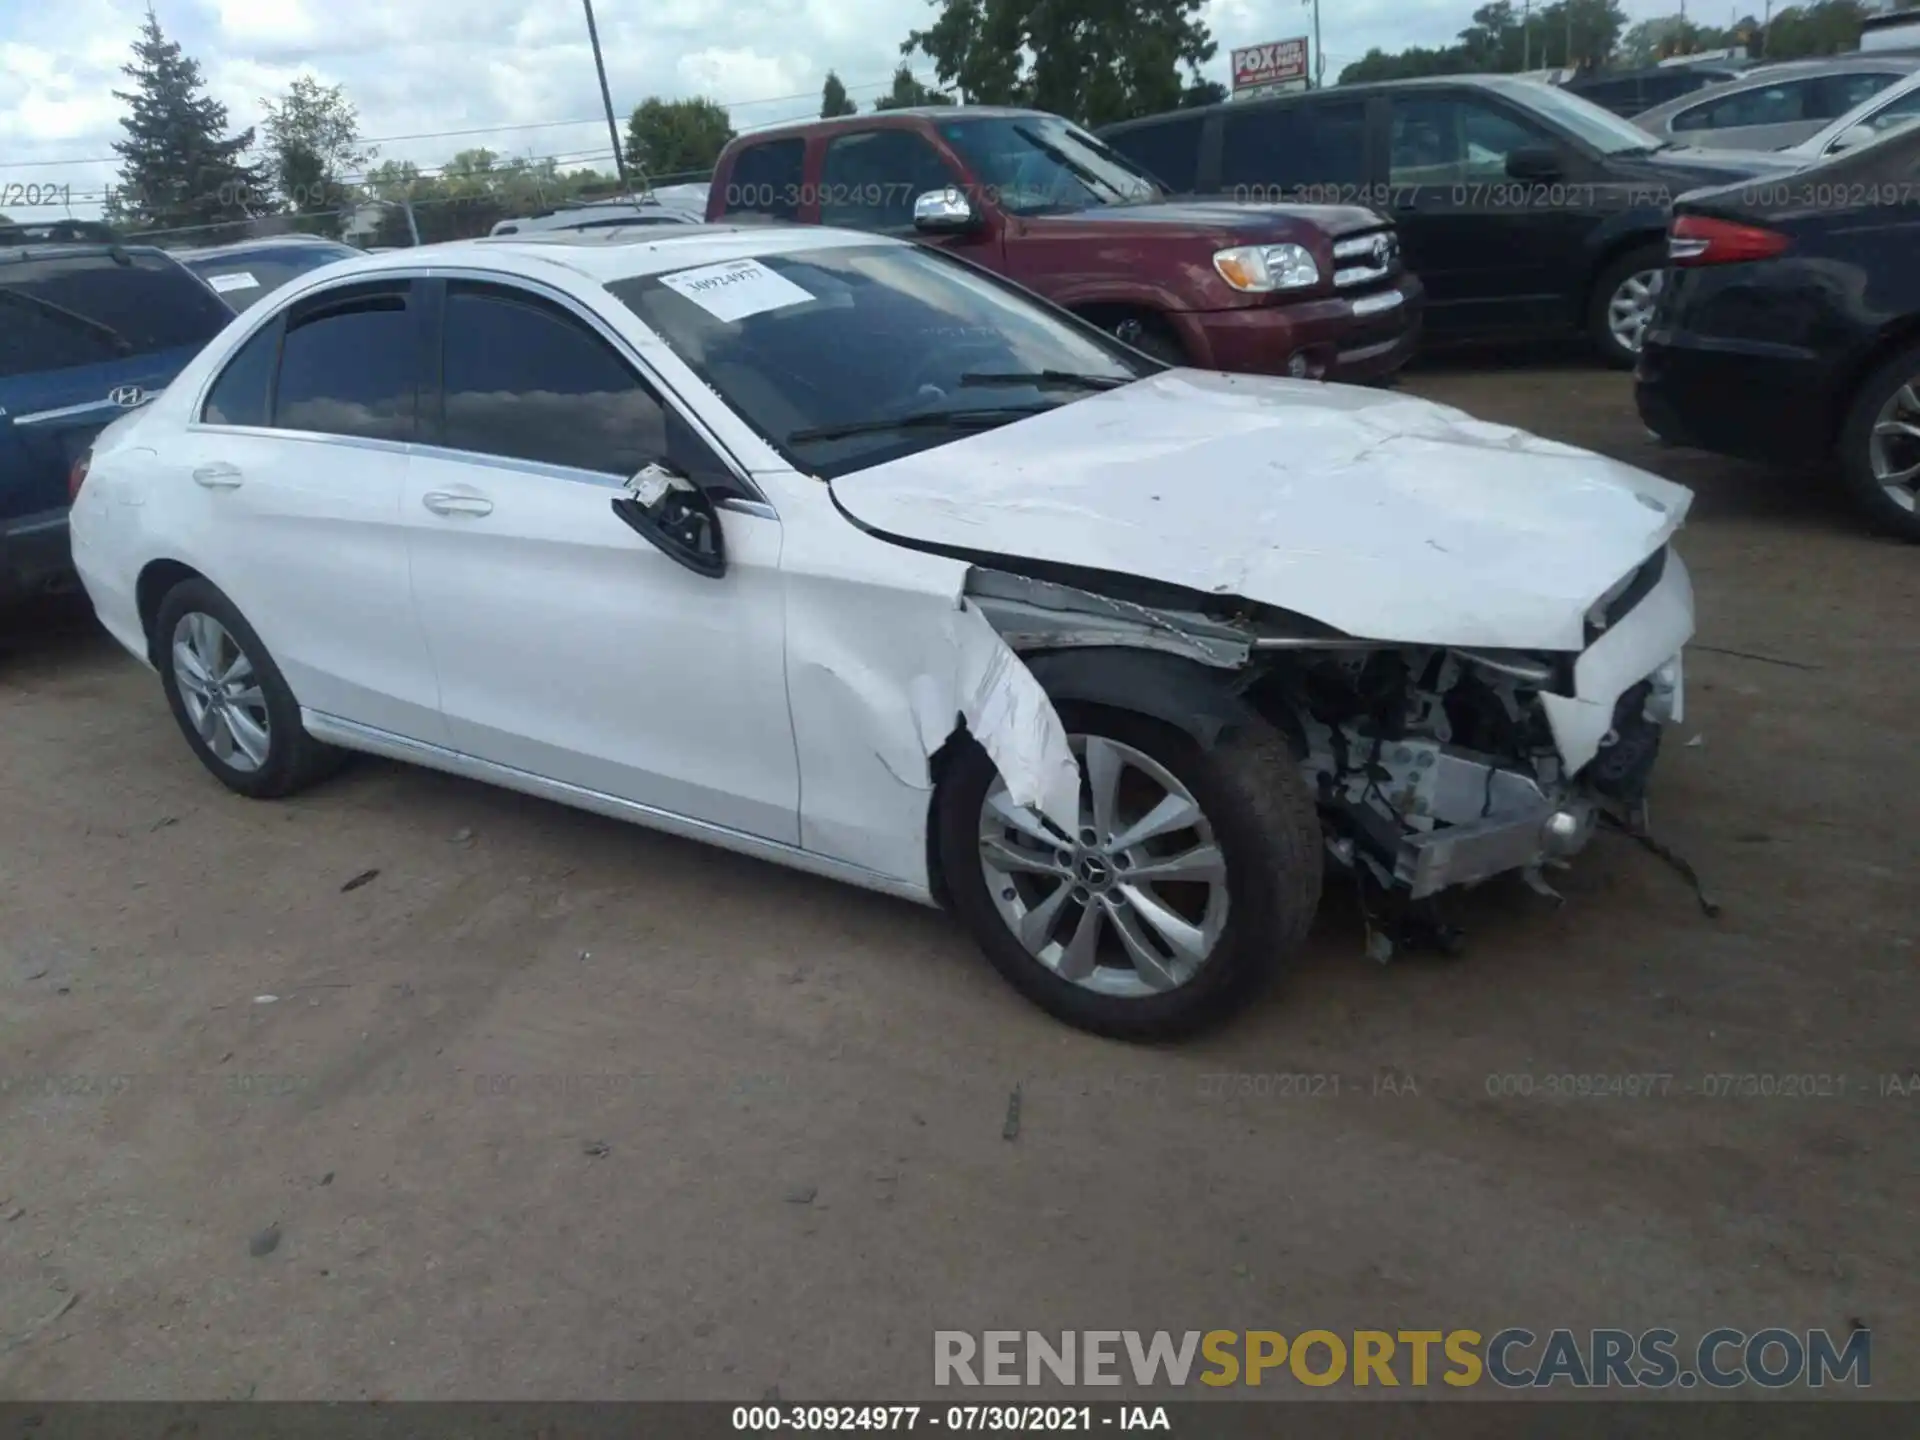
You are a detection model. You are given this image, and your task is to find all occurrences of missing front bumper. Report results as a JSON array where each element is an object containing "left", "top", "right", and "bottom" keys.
[{"left": 1394, "top": 799, "right": 1597, "bottom": 899}]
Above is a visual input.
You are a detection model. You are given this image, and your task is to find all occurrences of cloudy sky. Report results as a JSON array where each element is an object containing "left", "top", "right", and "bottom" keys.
[{"left": 2, "top": 0, "right": 1699, "bottom": 219}]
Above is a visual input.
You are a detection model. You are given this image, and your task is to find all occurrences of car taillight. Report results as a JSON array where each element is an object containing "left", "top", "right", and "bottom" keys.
[
  {"left": 1668, "top": 214, "right": 1790, "bottom": 267},
  {"left": 68, "top": 451, "right": 91, "bottom": 503}
]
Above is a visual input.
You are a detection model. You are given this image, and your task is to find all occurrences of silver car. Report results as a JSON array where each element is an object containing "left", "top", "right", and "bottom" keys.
[
  {"left": 1632, "top": 56, "right": 1920, "bottom": 151},
  {"left": 1785, "top": 68, "right": 1920, "bottom": 161}
]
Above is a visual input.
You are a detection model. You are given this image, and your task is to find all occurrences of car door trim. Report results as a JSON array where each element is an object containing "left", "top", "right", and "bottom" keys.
[
  {"left": 300, "top": 709, "right": 933, "bottom": 906},
  {"left": 185, "top": 264, "right": 775, "bottom": 514}
]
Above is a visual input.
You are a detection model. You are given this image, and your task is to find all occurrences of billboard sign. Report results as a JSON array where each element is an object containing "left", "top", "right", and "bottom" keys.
[{"left": 1232, "top": 37, "right": 1310, "bottom": 96}]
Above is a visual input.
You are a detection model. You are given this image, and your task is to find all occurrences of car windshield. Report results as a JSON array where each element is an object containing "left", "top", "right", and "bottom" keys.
[
  {"left": 937, "top": 115, "right": 1162, "bottom": 215},
  {"left": 182, "top": 245, "right": 358, "bottom": 309},
  {"left": 1487, "top": 77, "right": 1669, "bottom": 154},
  {"left": 607, "top": 242, "right": 1155, "bottom": 479},
  {"left": 0, "top": 251, "right": 233, "bottom": 379}
]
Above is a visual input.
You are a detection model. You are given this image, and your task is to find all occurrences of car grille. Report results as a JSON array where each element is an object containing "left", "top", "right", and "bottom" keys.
[{"left": 1332, "top": 230, "right": 1400, "bottom": 289}]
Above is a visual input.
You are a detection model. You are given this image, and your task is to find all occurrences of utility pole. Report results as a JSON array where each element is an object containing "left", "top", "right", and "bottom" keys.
[
  {"left": 581, "top": 0, "right": 633, "bottom": 193},
  {"left": 1306, "top": 0, "right": 1324, "bottom": 87},
  {"left": 1523, "top": 0, "right": 1532, "bottom": 70}
]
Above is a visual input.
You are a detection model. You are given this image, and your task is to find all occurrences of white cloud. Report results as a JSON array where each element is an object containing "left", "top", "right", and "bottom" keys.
[{"left": 0, "top": 0, "right": 1694, "bottom": 220}]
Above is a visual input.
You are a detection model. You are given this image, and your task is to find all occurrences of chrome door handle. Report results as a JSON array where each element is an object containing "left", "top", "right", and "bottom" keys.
[
  {"left": 422, "top": 491, "right": 494, "bottom": 517},
  {"left": 192, "top": 463, "right": 244, "bottom": 488}
]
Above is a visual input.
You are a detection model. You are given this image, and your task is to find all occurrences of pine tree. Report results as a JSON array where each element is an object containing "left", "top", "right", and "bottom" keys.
[
  {"left": 820, "top": 71, "right": 858, "bottom": 117},
  {"left": 106, "top": 8, "right": 270, "bottom": 240}
]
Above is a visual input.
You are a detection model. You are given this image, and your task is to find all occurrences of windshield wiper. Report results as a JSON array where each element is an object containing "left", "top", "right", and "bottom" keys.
[
  {"left": 0, "top": 288, "right": 135, "bottom": 356},
  {"left": 1011, "top": 125, "right": 1134, "bottom": 203},
  {"left": 957, "top": 370, "right": 1131, "bottom": 392},
  {"left": 788, "top": 404, "right": 1054, "bottom": 445}
]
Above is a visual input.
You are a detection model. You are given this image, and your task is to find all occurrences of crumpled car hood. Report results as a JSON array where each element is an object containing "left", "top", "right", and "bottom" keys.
[{"left": 829, "top": 370, "right": 1693, "bottom": 652}]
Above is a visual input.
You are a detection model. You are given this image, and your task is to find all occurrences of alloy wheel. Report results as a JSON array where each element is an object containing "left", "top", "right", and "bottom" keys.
[
  {"left": 1869, "top": 379, "right": 1920, "bottom": 514},
  {"left": 976, "top": 735, "right": 1230, "bottom": 999},
  {"left": 171, "top": 611, "right": 271, "bottom": 773},
  {"left": 1607, "top": 269, "right": 1664, "bottom": 356}
]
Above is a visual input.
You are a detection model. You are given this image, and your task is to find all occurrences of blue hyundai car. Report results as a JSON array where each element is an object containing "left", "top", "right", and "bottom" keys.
[{"left": 1, "top": 224, "right": 235, "bottom": 604}]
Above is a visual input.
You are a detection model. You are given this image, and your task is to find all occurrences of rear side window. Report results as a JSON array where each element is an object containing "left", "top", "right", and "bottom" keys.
[
  {"left": 1105, "top": 116, "right": 1205, "bottom": 193},
  {"left": 1673, "top": 80, "right": 1816, "bottom": 132},
  {"left": 719, "top": 139, "right": 806, "bottom": 220},
  {"left": 1220, "top": 101, "right": 1367, "bottom": 194},
  {"left": 437, "top": 283, "right": 666, "bottom": 475},
  {"left": 0, "top": 252, "right": 233, "bottom": 379},
  {"left": 273, "top": 288, "right": 417, "bottom": 442},
  {"left": 200, "top": 322, "right": 280, "bottom": 427}
]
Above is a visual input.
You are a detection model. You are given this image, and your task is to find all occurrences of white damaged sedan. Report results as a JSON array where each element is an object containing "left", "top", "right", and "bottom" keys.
[{"left": 69, "top": 225, "right": 1693, "bottom": 1038}]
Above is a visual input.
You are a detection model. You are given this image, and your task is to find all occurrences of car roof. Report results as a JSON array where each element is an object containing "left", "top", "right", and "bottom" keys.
[
  {"left": 279, "top": 223, "right": 899, "bottom": 289},
  {"left": 727, "top": 106, "right": 1056, "bottom": 145},
  {"left": 174, "top": 236, "right": 358, "bottom": 260},
  {"left": 1636, "top": 53, "right": 1920, "bottom": 123},
  {"left": 1101, "top": 73, "right": 1553, "bottom": 130}
]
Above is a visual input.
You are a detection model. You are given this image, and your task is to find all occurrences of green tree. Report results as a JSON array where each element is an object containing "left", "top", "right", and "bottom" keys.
[
  {"left": 870, "top": 64, "right": 955, "bottom": 109},
  {"left": 624, "top": 97, "right": 735, "bottom": 181},
  {"left": 105, "top": 10, "right": 268, "bottom": 239},
  {"left": 261, "top": 75, "right": 373, "bottom": 235},
  {"left": 901, "top": 0, "right": 1214, "bottom": 126},
  {"left": 821, "top": 70, "right": 858, "bottom": 117},
  {"left": 1762, "top": 0, "right": 1864, "bottom": 58},
  {"left": 1179, "top": 78, "right": 1227, "bottom": 108}
]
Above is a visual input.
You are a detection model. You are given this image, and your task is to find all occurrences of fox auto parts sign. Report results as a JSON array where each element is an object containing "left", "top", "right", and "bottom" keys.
[{"left": 1232, "top": 38, "right": 1309, "bottom": 95}]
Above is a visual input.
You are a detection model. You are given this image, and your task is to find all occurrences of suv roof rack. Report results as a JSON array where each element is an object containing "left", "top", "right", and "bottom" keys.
[{"left": 0, "top": 219, "right": 124, "bottom": 246}]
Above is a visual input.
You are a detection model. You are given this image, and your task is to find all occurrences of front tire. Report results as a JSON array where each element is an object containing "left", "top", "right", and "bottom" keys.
[
  {"left": 1589, "top": 245, "right": 1667, "bottom": 369},
  {"left": 936, "top": 704, "right": 1323, "bottom": 1040},
  {"left": 1837, "top": 344, "right": 1920, "bottom": 542},
  {"left": 155, "top": 578, "right": 344, "bottom": 798}
]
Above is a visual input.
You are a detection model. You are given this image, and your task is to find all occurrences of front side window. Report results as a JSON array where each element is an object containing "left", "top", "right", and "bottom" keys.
[
  {"left": 0, "top": 253, "right": 233, "bottom": 379},
  {"left": 1220, "top": 102, "right": 1365, "bottom": 191},
  {"left": 820, "top": 130, "right": 959, "bottom": 231},
  {"left": 272, "top": 288, "right": 416, "bottom": 441},
  {"left": 1390, "top": 97, "right": 1551, "bottom": 185},
  {"left": 720, "top": 139, "right": 805, "bottom": 220},
  {"left": 937, "top": 116, "right": 1160, "bottom": 215},
  {"left": 1483, "top": 77, "right": 1663, "bottom": 154},
  {"left": 438, "top": 284, "right": 666, "bottom": 476},
  {"left": 1852, "top": 85, "right": 1920, "bottom": 145},
  {"left": 608, "top": 242, "right": 1154, "bottom": 480}
]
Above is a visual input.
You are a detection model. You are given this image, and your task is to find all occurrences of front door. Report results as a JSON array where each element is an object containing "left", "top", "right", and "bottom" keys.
[
  {"left": 1385, "top": 90, "right": 1586, "bottom": 339},
  {"left": 403, "top": 279, "right": 799, "bottom": 844}
]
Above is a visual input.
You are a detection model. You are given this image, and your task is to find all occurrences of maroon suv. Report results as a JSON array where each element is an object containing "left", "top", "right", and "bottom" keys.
[{"left": 704, "top": 107, "right": 1424, "bottom": 384}]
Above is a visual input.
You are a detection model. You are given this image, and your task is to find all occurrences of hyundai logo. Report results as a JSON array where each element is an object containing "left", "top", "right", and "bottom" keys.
[{"left": 108, "top": 385, "right": 148, "bottom": 408}]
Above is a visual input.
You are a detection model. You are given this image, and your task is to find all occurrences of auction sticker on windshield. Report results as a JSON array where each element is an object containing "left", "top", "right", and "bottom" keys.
[
  {"left": 204, "top": 272, "right": 259, "bottom": 294},
  {"left": 659, "top": 258, "right": 813, "bottom": 323}
]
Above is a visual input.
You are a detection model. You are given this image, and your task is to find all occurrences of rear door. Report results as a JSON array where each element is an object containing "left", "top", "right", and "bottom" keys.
[
  {"left": 169, "top": 279, "right": 447, "bottom": 743},
  {"left": 2, "top": 251, "right": 231, "bottom": 535},
  {"left": 1210, "top": 93, "right": 1376, "bottom": 202}
]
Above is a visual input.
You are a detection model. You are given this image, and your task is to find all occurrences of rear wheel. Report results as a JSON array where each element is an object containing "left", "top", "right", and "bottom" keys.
[
  {"left": 1838, "top": 344, "right": 1920, "bottom": 542},
  {"left": 936, "top": 705, "right": 1322, "bottom": 1039},
  {"left": 1589, "top": 244, "right": 1667, "bottom": 369},
  {"left": 155, "top": 578, "right": 345, "bottom": 798}
]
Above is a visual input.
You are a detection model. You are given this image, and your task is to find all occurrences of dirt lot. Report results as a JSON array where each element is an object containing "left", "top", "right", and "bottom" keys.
[{"left": 2, "top": 358, "right": 1915, "bottom": 1403}]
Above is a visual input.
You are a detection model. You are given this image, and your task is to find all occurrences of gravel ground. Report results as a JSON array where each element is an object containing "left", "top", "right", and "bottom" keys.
[{"left": 1, "top": 359, "right": 1914, "bottom": 1402}]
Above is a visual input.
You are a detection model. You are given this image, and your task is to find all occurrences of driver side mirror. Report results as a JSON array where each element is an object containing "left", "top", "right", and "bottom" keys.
[
  {"left": 611, "top": 463, "right": 727, "bottom": 579},
  {"left": 1505, "top": 146, "right": 1564, "bottom": 183},
  {"left": 913, "top": 187, "right": 979, "bottom": 233},
  {"left": 1828, "top": 124, "right": 1877, "bottom": 155}
]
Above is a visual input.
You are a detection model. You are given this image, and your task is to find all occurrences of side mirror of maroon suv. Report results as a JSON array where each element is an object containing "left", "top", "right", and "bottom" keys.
[{"left": 704, "top": 107, "right": 1424, "bottom": 385}]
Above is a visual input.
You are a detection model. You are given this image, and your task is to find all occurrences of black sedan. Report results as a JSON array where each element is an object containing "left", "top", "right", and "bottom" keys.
[
  {"left": 174, "top": 235, "right": 361, "bottom": 311},
  {"left": 1636, "top": 122, "right": 1920, "bottom": 540}
]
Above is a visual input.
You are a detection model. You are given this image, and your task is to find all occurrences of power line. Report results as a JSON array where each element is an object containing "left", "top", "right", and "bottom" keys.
[{"left": 0, "top": 69, "right": 940, "bottom": 172}]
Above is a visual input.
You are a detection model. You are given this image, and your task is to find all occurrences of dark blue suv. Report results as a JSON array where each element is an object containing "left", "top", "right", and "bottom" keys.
[{"left": 2, "top": 225, "right": 234, "bottom": 604}]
